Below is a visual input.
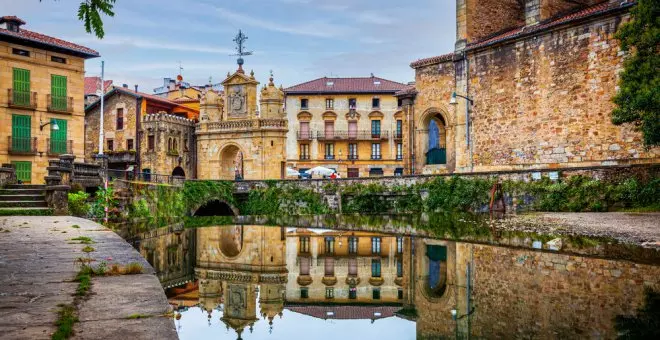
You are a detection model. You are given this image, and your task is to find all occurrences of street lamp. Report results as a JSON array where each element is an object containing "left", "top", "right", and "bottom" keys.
[
  {"left": 450, "top": 307, "right": 475, "bottom": 321},
  {"left": 449, "top": 91, "right": 474, "bottom": 169},
  {"left": 449, "top": 92, "right": 473, "bottom": 106},
  {"left": 39, "top": 119, "right": 59, "bottom": 131}
]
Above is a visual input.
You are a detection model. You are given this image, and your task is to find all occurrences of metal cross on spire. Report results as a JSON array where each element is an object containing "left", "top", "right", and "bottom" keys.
[{"left": 231, "top": 29, "right": 252, "bottom": 67}]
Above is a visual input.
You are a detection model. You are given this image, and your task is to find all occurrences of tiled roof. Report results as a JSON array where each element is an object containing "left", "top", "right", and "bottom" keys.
[
  {"left": 409, "top": 1, "right": 634, "bottom": 68},
  {"left": 0, "top": 23, "right": 99, "bottom": 58},
  {"left": 395, "top": 83, "right": 417, "bottom": 97},
  {"left": 86, "top": 86, "right": 198, "bottom": 112},
  {"left": 284, "top": 76, "right": 407, "bottom": 94},
  {"left": 410, "top": 53, "right": 454, "bottom": 69},
  {"left": 0, "top": 16, "right": 26, "bottom": 25},
  {"left": 286, "top": 305, "right": 400, "bottom": 320},
  {"left": 84, "top": 77, "right": 113, "bottom": 95}
]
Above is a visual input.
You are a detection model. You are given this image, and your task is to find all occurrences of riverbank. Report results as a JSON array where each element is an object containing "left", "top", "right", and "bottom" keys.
[{"left": 0, "top": 216, "right": 177, "bottom": 340}]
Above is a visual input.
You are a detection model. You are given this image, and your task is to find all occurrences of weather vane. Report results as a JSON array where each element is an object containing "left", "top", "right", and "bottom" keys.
[{"left": 231, "top": 29, "right": 253, "bottom": 67}]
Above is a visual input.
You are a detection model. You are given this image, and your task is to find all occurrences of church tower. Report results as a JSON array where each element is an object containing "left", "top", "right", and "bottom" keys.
[{"left": 196, "top": 31, "right": 288, "bottom": 180}]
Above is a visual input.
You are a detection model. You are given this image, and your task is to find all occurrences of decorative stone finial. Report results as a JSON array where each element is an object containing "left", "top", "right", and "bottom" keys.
[{"left": 250, "top": 69, "right": 255, "bottom": 79}]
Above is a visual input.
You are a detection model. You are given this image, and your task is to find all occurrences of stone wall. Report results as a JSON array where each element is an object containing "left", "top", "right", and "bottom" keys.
[
  {"left": 84, "top": 92, "right": 138, "bottom": 162},
  {"left": 140, "top": 113, "right": 195, "bottom": 178}
]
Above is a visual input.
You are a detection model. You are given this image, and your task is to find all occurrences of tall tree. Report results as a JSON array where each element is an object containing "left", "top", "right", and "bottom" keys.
[
  {"left": 612, "top": 0, "right": 659, "bottom": 146},
  {"left": 41, "top": 0, "right": 116, "bottom": 39}
]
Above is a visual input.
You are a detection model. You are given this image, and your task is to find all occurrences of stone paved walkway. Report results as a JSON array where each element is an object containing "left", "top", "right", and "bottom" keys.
[{"left": 0, "top": 216, "right": 177, "bottom": 340}]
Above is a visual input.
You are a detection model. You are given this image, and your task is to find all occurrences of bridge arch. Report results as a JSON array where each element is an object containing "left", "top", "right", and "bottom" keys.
[{"left": 192, "top": 199, "right": 239, "bottom": 216}]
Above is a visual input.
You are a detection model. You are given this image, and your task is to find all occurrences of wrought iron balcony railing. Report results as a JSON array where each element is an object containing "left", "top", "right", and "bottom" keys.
[
  {"left": 47, "top": 138, "right": 72, "bottom": 156},
  {"left": 8, "top": 136, "right": 37, "bottom": 155},
  {"left": 8, "top": 89, "right": 37, "bottom": 109},
  {"left": 316, "top": 130, "right": 389, "bottom": 141},
  {"left": 296, "top": 131, "right": 313, "bottom": 141},
  {"left": 47, "top": 94, "right": 74, "bottom": 113}
]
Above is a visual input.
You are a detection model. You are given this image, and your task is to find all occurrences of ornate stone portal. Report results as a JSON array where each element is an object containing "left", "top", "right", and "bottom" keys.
[{"left": 196, "top": 31, "right": 288, "bottom": 180}]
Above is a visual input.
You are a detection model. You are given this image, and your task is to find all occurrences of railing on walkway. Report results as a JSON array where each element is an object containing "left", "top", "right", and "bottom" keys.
[{"left": 107, "top": 169, "right": 184, "bottom": 186}]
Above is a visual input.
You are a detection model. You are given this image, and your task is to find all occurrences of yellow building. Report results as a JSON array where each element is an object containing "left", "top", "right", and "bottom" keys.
[
  {"left": 152, "top": 76, "right": 224, "bottom": 117},
  {"left": 0, "top": 16, "right": 99, "bottom": 183},
  {"left": 284, "top": 76, "right": 408, "bottom": 178}
]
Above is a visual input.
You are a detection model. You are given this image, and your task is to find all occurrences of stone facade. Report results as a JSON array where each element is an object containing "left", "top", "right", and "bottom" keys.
[
  {"left": 140, "top": 113, "right": 195, "bottom": 178},
  {"left": 407, "top": 1, "right": 659, "bottom": 175},
  {"left": 0, "top": 17, "right": 98, "bottom": 183},
  {"left": 196, "top": 68, "right": 288, "bottom": 180}
]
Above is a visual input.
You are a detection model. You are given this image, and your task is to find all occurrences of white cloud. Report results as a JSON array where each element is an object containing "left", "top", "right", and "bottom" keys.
[{"left": 70, "top": 36, "right": 233, "bottom": 54}]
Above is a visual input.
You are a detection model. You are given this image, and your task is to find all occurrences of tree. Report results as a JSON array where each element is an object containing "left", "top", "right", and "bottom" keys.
[
  {"left": 41, "top": 0, "right": 116, "bottom": 39},
  {"left": 611, "top": 0, "right": 659, "bottom": 146}
]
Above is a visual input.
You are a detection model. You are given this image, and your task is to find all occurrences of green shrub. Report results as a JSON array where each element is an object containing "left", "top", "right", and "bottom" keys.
[{"left": 68, "top": 191, "right": 90, "bottom": 217}]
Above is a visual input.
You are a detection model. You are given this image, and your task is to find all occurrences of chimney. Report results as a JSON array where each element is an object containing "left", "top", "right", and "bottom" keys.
[
  {"left": 134, "top": 85, "right": 138, "bottom": 92},
  {"left": 122, "top": 84, "right": 128, "bottom": 88},
  {"left": 0, "top": 16, "right": 26, "bottom": 33}
]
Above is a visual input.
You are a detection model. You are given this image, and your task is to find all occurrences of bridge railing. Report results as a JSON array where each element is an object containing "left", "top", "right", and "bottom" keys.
[{"left": 107, "top": 169, "right": 185, "bottom": 186}]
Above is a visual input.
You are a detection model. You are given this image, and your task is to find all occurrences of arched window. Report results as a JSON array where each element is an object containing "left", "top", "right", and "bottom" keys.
[
  {"left": 173, "top": 138, "right": 178, "bottom": 152},
  {"left": 168, "top": 138, "right": 172, "bottom": 152},
  {"left": 426, "top": 114, "right": 447, "bottom": 165}
]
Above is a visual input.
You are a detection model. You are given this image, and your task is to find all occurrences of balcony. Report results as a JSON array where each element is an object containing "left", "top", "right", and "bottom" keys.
[
  {"left": 8, "top": 136, "right": 37, "bottom": 155},
  {"left": 347, "top": 154, "right": 359, "bottom": 161},
  {"left": 371, "top": 154, "right": 382, "bottom": 160},
  {"left": 394, "top": 131, "right": 403, "bottom": 141},
  {"left": 324, "top": 154, "right": 335, "bottom": 160},
  {"left": 296, "top": 130, "right": 313, "bottom": 141},
  {"left": 396, "top": 154, "right": 403, "bottom": 161},
  {"left": 106, "top": 150, "right": 137, "bottom": 164},
  {"left": 47, "top": 139, "right": 72, "bottom": 156},
  {"left": 8, "top": 89, "right": 37, "bottom": 110},
  {"left": 316, "top": 130, "right": 389, "bottom": 141},
  {"left": 47, "top": 95, "right": 73, "bottom": 114},
  {"left": 299, "top": 155, "right": 310, "bottom": 160}
]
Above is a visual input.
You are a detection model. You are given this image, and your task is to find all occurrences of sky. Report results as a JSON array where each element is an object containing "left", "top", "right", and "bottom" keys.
[{"left": 3, "top": 0, "right": 456, "bottom": 92}]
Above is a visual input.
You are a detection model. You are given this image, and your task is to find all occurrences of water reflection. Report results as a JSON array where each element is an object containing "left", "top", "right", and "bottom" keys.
[{"left": 132, "top": 222, "right": 660, "bottom": 340}]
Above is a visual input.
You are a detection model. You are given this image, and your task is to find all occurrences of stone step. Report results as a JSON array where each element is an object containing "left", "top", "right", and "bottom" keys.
[
  {"left": 0, "top": 207, "right": 52, "bottom": 216},
  {"left": 0, "top": 195, "right": 45, "bottom": 202},
  {"left": 5, "top": 184, "right": 46, "bottom": 190},
  {"left": 0, "top": 189, "right": 45, "bottom": 195},
  {"left": 0, "top": 201, "right": 48, "bottom": 208}
]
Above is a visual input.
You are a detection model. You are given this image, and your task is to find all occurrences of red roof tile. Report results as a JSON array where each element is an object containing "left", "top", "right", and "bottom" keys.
[
  {"left": 409, "top": 1, "right": 634, "bottom": 68},
  {"left": 0, "top": 16, "right": 26, "bottom": 25},
  {"left": 286, "top": 305, "right": 400, "bottom": 320},
  {"left": 284, "top": 76, "right": 406, "bottom": 94},
  {"left": 395, "top": 83, "right": 417, "bottom": 97},
  {"left": 84, "top": 77, "right": 113, "bottom": 95},
  {"left": 0, "top": 22, "right": 99, "bottom": 58}
]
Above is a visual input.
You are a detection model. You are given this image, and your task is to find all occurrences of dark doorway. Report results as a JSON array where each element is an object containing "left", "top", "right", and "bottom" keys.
[
  {"left": 194, "top": 200, "right": 236, "bottom": 216},
  {"left": 172, "top": 166, "right": 185, "bottom": 178}
]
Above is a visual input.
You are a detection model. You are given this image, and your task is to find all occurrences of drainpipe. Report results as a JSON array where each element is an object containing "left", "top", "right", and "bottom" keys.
[
  {"left": 465, "top": 55, "right": 473, "bottom": 172},
  {"left": 136, "top": 97, "right": 143, "bottom": 172}
]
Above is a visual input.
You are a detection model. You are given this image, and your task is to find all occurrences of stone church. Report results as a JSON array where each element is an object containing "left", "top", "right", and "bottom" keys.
[{"left": 398, "top": 0, "right": 659, "bottom": 175}]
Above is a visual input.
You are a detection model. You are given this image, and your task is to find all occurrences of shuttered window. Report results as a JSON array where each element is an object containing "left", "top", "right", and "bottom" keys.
[
  {"left": 50, "top": 119, "right": 67, "bottom": 154},
  {"left": 51, "top": 75, "right": 67, "bottom": 111},
  {"left": 13, "top": 68, "right": 31, "bottom": 106},
  {"left": 12, "top": 161, "right": 31, "bottom": 183},
  {"left": 11, "top": 115, "right": 31, "bottom": 152}
]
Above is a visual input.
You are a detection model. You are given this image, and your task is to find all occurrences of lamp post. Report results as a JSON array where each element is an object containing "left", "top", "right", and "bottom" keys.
[
  {"left": 450, "top": 92, "right": 474, "bottom": 170},
  {"left": 39, "top": 119, "right": 60, "bottom": 131}
]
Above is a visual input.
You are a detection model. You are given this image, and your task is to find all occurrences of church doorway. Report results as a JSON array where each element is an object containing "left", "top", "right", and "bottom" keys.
[
  {"left": 220, "top": 145, "right": 244, "bottom": 180},
  {"left": 425, "top": 113, "right": 447, "bottom": 165}
]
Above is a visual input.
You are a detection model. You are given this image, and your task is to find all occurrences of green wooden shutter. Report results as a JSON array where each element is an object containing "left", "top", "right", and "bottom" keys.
[
  {"left": 50, "top": 119, "right": 68, "bottom": 154},
  {"left": 12, "top": 161, "right": 32, "bottom": 183},
  {"left": 51, "top": 75, "right": 67, "bottom": 111},
  {"left": 12, "top": 68, "right": 30, "bottom": 106},
  {"left": 11, "top": 114, "right": 31, "bottom": 152}
]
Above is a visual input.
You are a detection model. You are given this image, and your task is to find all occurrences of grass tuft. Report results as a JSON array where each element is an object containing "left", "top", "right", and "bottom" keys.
[
  {"left": 81, "top": 246, "right": 95, "bottom": 253},
  {"left": 124, "top": 262, "right": 144, "bottom": 275},
  {"left": 52, "top": 304, "right": 78, "bottom": 340},
  {"left": 126, "top": 313, "right": 152, "bottom": 319},
  {"left": 70, "top": 236, "right": 95, "bottom": 244},
  {"left": 71, "top": 225, "right": 80, "bottom": 229}
]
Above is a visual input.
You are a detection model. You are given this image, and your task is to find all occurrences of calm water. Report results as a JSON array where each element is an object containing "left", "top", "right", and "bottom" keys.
[{"left": 129, "top": 215, "right": 660, "bottom": 340}]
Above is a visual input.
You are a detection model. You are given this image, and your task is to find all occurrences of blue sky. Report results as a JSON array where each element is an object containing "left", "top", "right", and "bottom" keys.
[{"left": 5, "top": 0, "right": 456, "bottom": 91}]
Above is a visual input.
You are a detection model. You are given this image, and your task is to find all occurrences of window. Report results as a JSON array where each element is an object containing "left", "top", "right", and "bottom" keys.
[
  {"left": 371, "top": 237, "right": 381, "bottom": 254},
  {"left": 396, "top": 143, "right": 403, "bottom": 160},
  {"left": 324, "top": 257, "right": 335, "bottom": 276},
  {"left": 396, "top": 120, "right": 403, "bottom": 138},
  {"left": 371, "top": 143, "right": 381, "bottom": 160},
  {"left": 325, "top": 143, "right": 335, "bottom": 160},
  {"left": 397, "top": 98, "right": 403, "bottom": 108},
  {"left": 300, "top": 256, "right": 310, "bottom": 275},
  {"left": 371, "top": 120, "right": 381, "bottom": 137},
  {"left": 325, "top": 98, "right": 334, "bottom": 109},
  {"left": 127, "top": 139, "right": 134, "bottom": 151},
  {"left": 11, "top": 114, "right": 31, "bottom": 153},
  {"left": 349, "top": 287, "right": 357, "bottom": 299},
  {"left": 324, "top": 121, "right": 334, "bottom": 139},
  {"left": 348, "top": 236, "right": 358, "bottom": 254},
  {"left": 116, "top": 108, "right": 124, "bottom": 130},
  {"left": 51, "top": 75, "right": 67, "bottom": 111},
  {"left": 299, "top": 144, "right": 310, "bottom": 160},
  {"left": 300, "top": 236, "right": 310, "bottom": 253},
  {"left": 12, "top": 161, "right": 31, "bottom": 183},
  {"left": 394, "top": 168, "right": 404, "bottom": 176},
  {"left": 397, "top": 237, "right": 404, "bottom": 254},
  {"left": 373, "top": 288, "right": 381, "bottom": 300},
  {"left": 299, "top": 121, "right": 310, "bottom": 139},
  {"left": 183, "top": 138, "right": 188, "bottom": 152},
  {"left": 12, "top": 48, "right": 29, "bottom": 57},
  {"left": 369, "top": 168, "right": 384, "bottom": 177},
  {"left": 348, "top": 98, "right": 357, "bottom": 109},
  {"left": 324, "top": 237, "right": 335, "bottom": 254},
  {"left": 12, "top": 68, "right": 31, "bottom": 106},
  {"left": 107, "top": 139, "right": 114, "bottom": 151},
  {"left": 168, "top": 138, "right": 172, "bottom": 152},
  {"left": 372, "top": 97, "right": 380, "bottom": 108},
  {"left": 398, "top": 289, "right": 404, "bottom": 299},
  {"left": 50, "top": 119, "right": 67, "bottom": 154},
  {"left": 300, "top": 288, "right": 309, "bottom": 299},
  {"left": 348, "top": 121, "right": 358, "bottom": 139},
  {"left": 347, "top": 168, "right": 359, "bottom": 178},
  {"left": 349, "top": 258, "right": 358, "bottom": 276},
  {"left": 325, "top": 288, "right": 334, "bottom": 299},
  {"left": 148, "top": 135, "right": 155, "bottom": 151},
  {"left": 371, "top": 259, "right": 381, "bottom": 278},
  {"left": 397, "top": 259, "right": 403, "bottom": 277},
  {"left": 51, "top": 56, "right": 66, "bottom": 64},
  {"left": 300, "top": 98, "right": 309, "bottom": 110},
  {"left": 348, "top": 143, "right": 358, "bottom": 160}
]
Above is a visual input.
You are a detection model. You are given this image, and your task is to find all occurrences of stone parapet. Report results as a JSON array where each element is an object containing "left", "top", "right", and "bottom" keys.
[
  {"left": 142, "top": 113, "right": 195, "bottom": 126},
  {"left": 200, "top": 118, "right": 287, "bottom": 133}
]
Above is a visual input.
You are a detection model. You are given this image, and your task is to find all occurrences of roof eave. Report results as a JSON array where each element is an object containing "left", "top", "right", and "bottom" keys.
[{"left": 0, "top": 31, "right": 100, "bottom": 59}]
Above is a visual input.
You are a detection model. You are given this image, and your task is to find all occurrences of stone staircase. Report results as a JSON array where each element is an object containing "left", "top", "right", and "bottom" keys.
[{"left": 0, "top": 184, "right": 51, "bottom": 215}]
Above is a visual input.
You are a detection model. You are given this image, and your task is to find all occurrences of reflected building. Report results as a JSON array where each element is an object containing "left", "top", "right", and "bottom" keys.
[
  {"left": 137, "top": 226, "right": 196, "bottom": 289},
  {"left": 195, "top": 226, "right": 287, "bottom": 339}
]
